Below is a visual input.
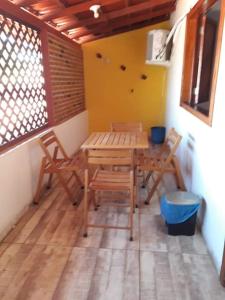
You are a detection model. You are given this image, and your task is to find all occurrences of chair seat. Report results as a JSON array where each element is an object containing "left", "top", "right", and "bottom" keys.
[
  {"left": 89, "top": 169, "right": 131, "bottom": 191},
  {"left": 138, "top": 157, "right": 175, "bottom": 172},
  {"left": 46, "top": 156, "right": 83, "bottom": 173}
]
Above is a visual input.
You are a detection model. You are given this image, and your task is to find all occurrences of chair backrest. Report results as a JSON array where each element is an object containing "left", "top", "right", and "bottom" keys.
[
  {"left": 39, "top": 131, "right": 69, "bottom": 165},
  {"left": 111, "top": 122, "right": 143, "bottom": 133},
  {"left": 162, "top": 128, "right": 182, "bottom": 163},
  {"left": 87, "top": 149, "right": 133, "bottom": 167}
]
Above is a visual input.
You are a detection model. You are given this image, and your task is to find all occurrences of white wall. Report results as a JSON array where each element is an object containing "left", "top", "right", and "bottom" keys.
[
  {"left": 0, "top": 110, "right": 88, "bottom": 240},
  {"left": 166, "top": 0, "right": 225, "bottom": 272}
]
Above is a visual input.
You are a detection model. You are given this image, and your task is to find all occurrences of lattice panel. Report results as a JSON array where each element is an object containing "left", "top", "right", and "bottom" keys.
[
  {"left": 0, "top": 13, "right": 48, "bottom": 148},
  {"left": 47, "top": 33, "right": 85, "bottom": 124}
]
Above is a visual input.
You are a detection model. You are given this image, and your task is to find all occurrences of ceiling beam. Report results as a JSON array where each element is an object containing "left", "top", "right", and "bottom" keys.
[
  {"left": 66, "top": 0, "right": 85, "bottom": 4},
  {"left": 107, "top": 0, "right": 174, "bottom": 19},
  {"left": 14, "top": 0, "right": 42, "bottom": 5},
  {"left": 68, "top": 27, "right": 91, "bottom": 39},
  {"left": 40, "top": 0, "right": 121, "bottom": 21},
  {"left": 57, "top": 18, "right": 82, "bottom": 32},
  {"left": 75, "top": 33, "right": 104, "bottom": 44},
  {"left": 71, "top": 6, "right": 174, "bottom": 39},
  {"left": 58, "top": 0, "right": 175, "bottom": 32},
  {"left": 80, "top": 15, "right": 169, "bottom": 43}
]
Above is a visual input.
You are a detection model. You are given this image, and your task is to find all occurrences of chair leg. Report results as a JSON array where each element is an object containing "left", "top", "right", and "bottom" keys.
[
  {"left": 138, "top": 169, "right": 145, "bottom": 184},
  {"left": 46, "top": 173, "right": 54, "bottom": 189},
  {"left": 33, "top": 158, "right": 46, "bottom": 205},
  {"left": 72, "top": 170, "right": 83, "bottom": 187},
  {"left": 172, "top": 156, "right": 186, "bottom": 190},
  {"left": 142, "top": 171, "right": 152, "bottom": 188},
  {"left": 83, "top": 169, "right": 89, "bottom": 237},
  {"left": 47, "top": 146, "right": 58, "bottom": 189},
  {"left": 57, "top": 172, "right": 74, "bottom": 203},
  {"left": 96, "top": 191, "right": 102, "bottom": 208},
  {"left": 91, "top": 190, "right": 98, "bottom": 211},
  {"left": 145, "top": 172, "right": 163, "bottom": 205},
  {"left": 133, "top": 185, "right": 137, "bottom": 211},
  {"left": 129, "top": 171, "right": 134, "bottom": 241}
]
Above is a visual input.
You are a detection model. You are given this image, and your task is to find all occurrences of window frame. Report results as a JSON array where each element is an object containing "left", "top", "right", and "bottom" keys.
[
  {"left": 0, "top": 0, "right": 85, "bottom": 154},
  {"left": 180, "top": 0, "right": 225, "bottom": 126},
  {"left": 0, "top": 11, "right": 52, "bottom": 153}
]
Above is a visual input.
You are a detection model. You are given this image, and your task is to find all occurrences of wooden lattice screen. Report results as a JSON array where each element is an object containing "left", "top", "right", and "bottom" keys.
[
  {"left": 47, "top": 33, "right": 85, "bottom": 124},
  {"left": 0, "top": 13, "right": 48, "bottom": 148}
]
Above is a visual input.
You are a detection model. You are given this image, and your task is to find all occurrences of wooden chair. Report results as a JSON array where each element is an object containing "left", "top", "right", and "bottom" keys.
[
  {"left": 34, "top": 131, "right": 83, "bottom": 205},
  {"left": 111, "top": 122, "right": 143, "bottom": 133},
  {"left": 111, "top": 121, "right": 144, "bottom": 171},
  {"left": 138, "top": 128, "right": 185, "bottom": 205},
  {"left": 83, "top": 149, "right": 135, "bottom": 241}
]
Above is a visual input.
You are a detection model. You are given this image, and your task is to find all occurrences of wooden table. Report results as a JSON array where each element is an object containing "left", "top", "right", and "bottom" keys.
[{"left": 81, "top": 131, "right": 149, "bottom": 150}]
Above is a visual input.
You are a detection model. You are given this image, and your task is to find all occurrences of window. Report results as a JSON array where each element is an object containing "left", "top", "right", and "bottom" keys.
[
  {"left": 180, "top": 0, "right": 225, "bottom": 125},
  {"left": 0, "top": 13, "right": 48, "bottom": 149}
]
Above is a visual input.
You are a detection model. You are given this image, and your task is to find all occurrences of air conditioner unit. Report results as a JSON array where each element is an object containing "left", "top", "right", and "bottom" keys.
[{"left": 146, "top": 29, "right": 171, "bottom": 67}]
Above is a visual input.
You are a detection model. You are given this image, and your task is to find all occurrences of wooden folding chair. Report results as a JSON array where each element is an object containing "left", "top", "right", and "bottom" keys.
[
  {"left": 111, "top": 122, "right": 143, "bottom": 133},
  {"left": 83, "top": 149, "right": 135, "bottom": 241},
  {"left": 138, "top": 128, "right": 185, "bottom": 205},
  {"left": 34, "top": 130, "right": 83, "bottom": 205}
]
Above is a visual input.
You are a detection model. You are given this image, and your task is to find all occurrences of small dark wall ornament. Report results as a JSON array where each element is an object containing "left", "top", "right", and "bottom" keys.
[
  {"left": 120, "top": 65, "right": 126, "bottom": 71},
  {"left": 141, "top": 74, "right": 148, "bottom": 80},
  {"left": 96, "top": 52, "right": 102, "bottom": 59}
]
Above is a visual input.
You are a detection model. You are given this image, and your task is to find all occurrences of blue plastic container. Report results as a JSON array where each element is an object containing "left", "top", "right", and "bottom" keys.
[{"left": 151, "top": 126, "right": 166, "bottom": 144}]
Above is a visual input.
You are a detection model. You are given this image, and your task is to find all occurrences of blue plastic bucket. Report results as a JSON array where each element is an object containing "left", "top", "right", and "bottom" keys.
[{"left": 151, "top": 126, "right": 166, "bottom": 144}]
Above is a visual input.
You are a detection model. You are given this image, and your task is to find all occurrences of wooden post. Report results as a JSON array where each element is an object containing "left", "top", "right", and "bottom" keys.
[{"left": 220, "top": 242, "right": 225, "bottom": 287}]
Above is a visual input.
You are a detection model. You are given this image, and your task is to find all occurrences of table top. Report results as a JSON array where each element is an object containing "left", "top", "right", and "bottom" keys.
[{"left": 81, "top": 131, "right": 149, "bottom": 150}]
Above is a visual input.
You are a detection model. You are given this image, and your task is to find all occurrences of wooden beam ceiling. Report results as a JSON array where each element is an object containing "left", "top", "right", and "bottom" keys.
[
  {"left": 69, "top": 6, "right": 174, "bottom": 39},
  {"left": 10, "top": 0, "right": 177, "bottom": 43},
  {"left": 14, "top": 0, "right": 40, "bottom": 5},
  {"left": 78, "top": 15, "right": 170, "bottom": 43},
  {"left": 40, "top": 0, "right": 121, "bottom": 21}
]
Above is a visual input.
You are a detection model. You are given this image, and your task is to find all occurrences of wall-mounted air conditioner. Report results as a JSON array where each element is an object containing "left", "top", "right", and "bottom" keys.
[
  {"left": 145, "top": 14, "right": 188, "bottom": 67},
  {"left": 146, "top": 29, "right": 171, "bottom": 67}
]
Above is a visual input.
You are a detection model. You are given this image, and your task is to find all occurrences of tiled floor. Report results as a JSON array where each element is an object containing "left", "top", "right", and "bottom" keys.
[{"left": 0, "top": 168, "right": 224, "bottom": 299}]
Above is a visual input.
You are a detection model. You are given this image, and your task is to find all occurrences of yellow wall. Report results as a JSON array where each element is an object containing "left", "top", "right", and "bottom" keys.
[{"left": 82, "top": 22, "right": 169, "bottom": 132}]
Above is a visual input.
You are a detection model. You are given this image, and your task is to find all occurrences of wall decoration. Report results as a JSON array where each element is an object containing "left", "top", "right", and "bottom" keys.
[
  {"left": 120, "top": 65, "right": 126, "bottom": 71},
  {"left": 96, "top": 52, "right": 102, "bottom": 59},
  {"left": 141, "top": 74, "right": 148, "bottom": 80}
]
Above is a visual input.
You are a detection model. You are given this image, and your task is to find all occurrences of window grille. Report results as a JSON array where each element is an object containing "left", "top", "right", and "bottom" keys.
[{"left": 0, "top": 13, "right": 48, "bottom": 148}]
